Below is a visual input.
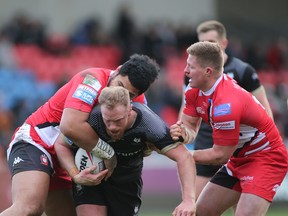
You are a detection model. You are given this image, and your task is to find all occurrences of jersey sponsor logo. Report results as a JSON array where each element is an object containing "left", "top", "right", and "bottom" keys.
[
  {"left": 116, "top": 148, "right": 142, "bottom": 157},
  {"left": 213, "top": 120, "right": 235, "bottom": 130},
  {"left": 240, "top": 175, "right": 254, "bottom": 185},
  {"left": 133, "top": 138, "right": 141, "bottom": 143},
  {"left": 76, "top": 84, "right": 97, "bottom": 96},
  {"left": 214, "top": 103, "right": 231, "bottom": 116},
  {"left": 40, "top": 154, "right": 48, "bottom": 166},
  {"left": 83, "top": 74, "right": 102, "bottom": 91},
  {"left": 196, "top": 107, "right": 205, "bottom": 114},
  {"left": 73, "top": 84, "right": 98, "bottom": 105},
  {"left": 272, "top": 184, "right": 280, "bottom": 192},
  {"left": 12, "top": 156, "right": 24, "bottom": 166}
]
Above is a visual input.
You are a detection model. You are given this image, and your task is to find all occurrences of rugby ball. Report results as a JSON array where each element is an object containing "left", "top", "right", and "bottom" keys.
[{"left": 75, "top": 148, "right": 105, "bottom": 174}]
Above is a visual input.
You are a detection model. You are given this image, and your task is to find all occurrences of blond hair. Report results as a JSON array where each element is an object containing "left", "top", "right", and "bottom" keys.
[
  {"left": 187, "top": 41, "right": 224, "bottom": 74},
  {"left": 98, "top": 86, "right": 130, "bottom": 109},
  {"left": 196, "top": 20, "right": 227, "bottom": 40}
]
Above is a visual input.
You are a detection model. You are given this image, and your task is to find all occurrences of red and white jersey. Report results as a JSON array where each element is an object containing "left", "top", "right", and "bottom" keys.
[
  {"left": 8, "top": 68, "right": 146, "bottom": 155},
  {"left": 183, "top": 74, "right": 284, "bottom": 157}
]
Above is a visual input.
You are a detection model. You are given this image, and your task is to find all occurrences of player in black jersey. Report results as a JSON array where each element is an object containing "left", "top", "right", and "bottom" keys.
[
  {"left": 55, "top": 86, "right": 196, "bottom": 216},
  {"left": 180, "top": 20, "right": 273, "bottom": 200}
]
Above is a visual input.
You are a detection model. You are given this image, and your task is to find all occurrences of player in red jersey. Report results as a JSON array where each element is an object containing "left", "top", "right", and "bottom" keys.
[
  {"left": 170, "top": 42, "right": 288, "bottom": 216},
  {"left": 1, "top": 54, "right": 160, "bottom": 216},
  {"left": 181, "top": 20, "right": 274, "bottom": 201}
]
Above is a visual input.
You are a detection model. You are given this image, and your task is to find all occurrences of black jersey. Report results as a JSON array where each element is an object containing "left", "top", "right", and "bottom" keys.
[
  {"left": 88, "top": 102, "right": 175, "bottom": 182},
  {"left": 194, "top": 56, "right": 262, "bottom": 150}
]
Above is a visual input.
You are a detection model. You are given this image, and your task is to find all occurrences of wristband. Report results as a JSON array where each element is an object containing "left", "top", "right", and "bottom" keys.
[
  {"left": 184, "top": 127, "right": 195, "bottom": 144},
  {"left": 91, "top": 138, "right": 115, "bottom": 159}
]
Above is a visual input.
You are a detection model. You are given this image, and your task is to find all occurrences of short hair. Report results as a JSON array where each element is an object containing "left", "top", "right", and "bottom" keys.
[
  {"left": 98, "top": 86, "right": 130, "bottom": 109},
  {"left": 118, "top": 54, "right": 160, "bottom": 94},
  {"left": 196, "top": 20, "right": 227, "bottom": 40},
  {"left": 187, "top": 41, "right": 223, "bottom": 73}
]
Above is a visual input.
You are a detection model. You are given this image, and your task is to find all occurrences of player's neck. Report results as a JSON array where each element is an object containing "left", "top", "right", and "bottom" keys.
[
  {"left": 223, "top": 52, "right": 228, "bottom": 64},
  {"left": 127, "top": 110, "right": 137, "bottom": 129}
]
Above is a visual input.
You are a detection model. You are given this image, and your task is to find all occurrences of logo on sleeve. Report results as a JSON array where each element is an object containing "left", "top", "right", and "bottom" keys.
[
  {"left": 83, "top": 74, "right": 102, "bottom": 91},
  {"left": 73, "top": 84, "right": 98, "bottom": 105},
  {"left": 213, "top": 121, "right": 235, "bottom": 130},
  {"left": 214, "top": 103, "right": 231, "bottom": 116},
  {"left": 196, "top": 107, "right": 205, "bottom": 114}
]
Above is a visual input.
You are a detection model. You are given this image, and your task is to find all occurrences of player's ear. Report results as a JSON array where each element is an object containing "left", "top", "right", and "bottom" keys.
[
  {"left": 128, "top": 104, "right": 132, "bottom": 115},
  {"left": 205, "top": 67, "right": 213, "bottom": 76},
  {"left": 221, "top": 38, "right": 228, "bottom": 50}
]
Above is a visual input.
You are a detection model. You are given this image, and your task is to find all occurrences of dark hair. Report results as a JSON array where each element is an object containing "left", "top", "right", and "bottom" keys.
[{"left": 118, "top": 54, "right": 160, "bottom": 94}]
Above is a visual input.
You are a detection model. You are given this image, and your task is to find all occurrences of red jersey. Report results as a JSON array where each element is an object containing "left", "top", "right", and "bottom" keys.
[
  {"left": 183, "top": 74, "right": 284, "bottom": 157},
  {"left": 7, "top": 67, "right": 146, "bottom": 190},
  {"left": 8, "top": 67, "right": 146, "bottom": 156},
  {"left": 184, "top": 74, "right": 288, "bottom": 201}
]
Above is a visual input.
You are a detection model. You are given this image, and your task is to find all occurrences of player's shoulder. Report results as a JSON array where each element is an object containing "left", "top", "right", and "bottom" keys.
[
  {"left": 185, "top": 85, "right": 200, "bottom": 99},
  {"left": 71, "top": 67, "right": 115, "bottom": 91},
  {"left": 227, "top": 56, "right": 249, "bottom": 66},
  {"left": 226, "top": 56, "right": 255, "bottom": 72},
  {"left": 220, "top": 75, "right": 251, "bottom": 101},
  {"left": 132, "top": 102, "right": 166, "bottom": 126},
  {"left": 132, "top": 102, "right": 154, "bottom": 116}
]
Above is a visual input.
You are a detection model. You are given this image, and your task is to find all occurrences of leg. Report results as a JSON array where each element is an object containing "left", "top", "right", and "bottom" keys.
[
  {"left": 195, "top": 175, "right": 210, "bottom": 199},
  {"left": 76, "top": 204, "right": 107, "bottom": 216},
  {"left": 73, "top": 182, "right": 108, "bottom": 216},
  {"left": 195, "top": 163, "right": 222, "bottom": 200},
  {"left": 235, "top": 193, "right": 270, "bottom": 216},
  {"left": 0, "top": 147, "right": 12, "bottom": 212},
  {"left": 196, "top": 182, "right": 240, "bottom": 216},
  {"left": 0, "top": 171, "right": 50, "bottom": 216},
  {"left": 45, "top": 189, "right": 76, "bottom": 216}
]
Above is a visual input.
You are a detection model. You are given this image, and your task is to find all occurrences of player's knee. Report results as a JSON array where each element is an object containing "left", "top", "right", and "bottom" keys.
[
  {"left": 20, "top": 202, "right": 45, "bottom": 216},
  {"left": 235, "top": 207, "right": 262, "bottom": 216},
  {"left": 196, "top": 201, "right": 221, "bottom": 216}
]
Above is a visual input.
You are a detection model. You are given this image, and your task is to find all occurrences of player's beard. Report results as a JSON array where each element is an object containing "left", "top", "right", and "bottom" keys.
[{"left": 107, "top": 130, "right": 123, "bottom": 141}]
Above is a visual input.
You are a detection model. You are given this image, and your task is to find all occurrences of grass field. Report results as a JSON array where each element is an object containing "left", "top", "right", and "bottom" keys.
[
  {"left": 140, "top": 194, "right": 288, "bottom": 216},
  {"left": 140, "top": 207, "right": 288, "bottom": 216}
]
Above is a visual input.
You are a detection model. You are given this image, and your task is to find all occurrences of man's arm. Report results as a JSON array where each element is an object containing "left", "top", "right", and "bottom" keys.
[
  {"left": 176, "top": 113, "right": 237, "bottom": 165},
  {"left": 163, "top": 144, "right": 196, "bottom": 216},
  {"left": 60, "top": 108, "right": 116, "bottom": 178},
  {"left": 60, "top": 108, "right": 99, "bottom": 151},
  {"left": 252, "top": 85, "right": 274, "bottom": 119},
  {"left": 54, "top": 133, "right": 108, "bottom": 185},
  {"left": 170, "top": 113, "right": 201, "bottom": 144},
  {"left": 193, "top": 144, "right": 237, "bottom": 165}
]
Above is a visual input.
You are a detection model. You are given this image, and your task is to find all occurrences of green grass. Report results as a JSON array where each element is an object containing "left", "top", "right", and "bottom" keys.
[
  {"left": 140, "top": 194, "right": 288, "bottom": 216},
  {"left": 140, "top": 208, "right": 288, "bottom": 216}
]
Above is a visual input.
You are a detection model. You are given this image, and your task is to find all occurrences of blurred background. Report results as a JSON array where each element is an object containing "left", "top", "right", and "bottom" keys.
[{"left": 0, "top": 0, "right": 288, "bottom": 215}]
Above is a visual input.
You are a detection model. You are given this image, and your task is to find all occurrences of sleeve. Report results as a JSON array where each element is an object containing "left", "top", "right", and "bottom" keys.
[
  {"left": 132, "top": 94, "right": 147, "bottom": 104},
  {"left": 143, "top": 108, "right": 177, "bottom": 151},
  {"left": 240, "top": 64, "right": 261, "bottom": 92},
  {"left": 64, "top": 70, "right": 106, "bottom": 113},
  {"left": 212, "top": 98, "right": 242, "bottom": 146},
  {"left": 87, "top": 105, "right": 102, "bottom": 129},
  {"left": 183, "top": 88, "right": 199, "bottom": 117}
]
